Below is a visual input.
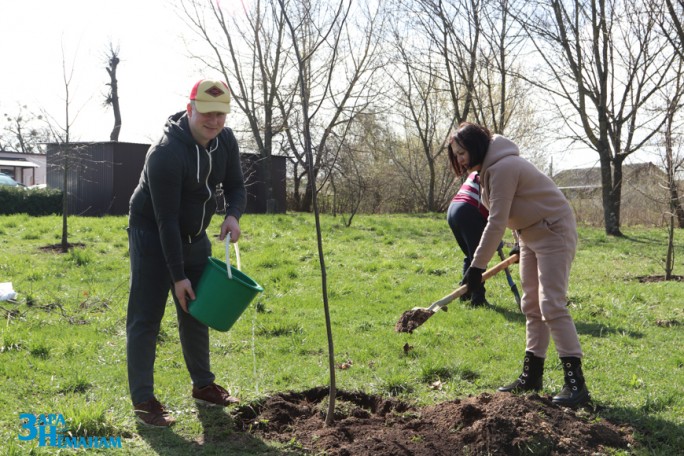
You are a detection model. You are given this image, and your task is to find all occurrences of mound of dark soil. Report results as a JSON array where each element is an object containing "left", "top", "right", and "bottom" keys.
[
  {"left": 234, "top": 387, "right": 634, "bottom": 455},
  {"left": 395, "top": 308, "right": 435, "bottom": 333}
]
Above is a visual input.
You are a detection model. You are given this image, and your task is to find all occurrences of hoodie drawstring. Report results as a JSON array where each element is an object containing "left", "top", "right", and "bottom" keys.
[{"left": 195, "top": 146, "right": 200, "bottom": 183}]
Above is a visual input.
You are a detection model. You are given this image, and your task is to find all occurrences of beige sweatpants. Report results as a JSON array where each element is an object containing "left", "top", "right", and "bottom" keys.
[{"left": 518, "top": 209, "right": 583, "bottom": 359}]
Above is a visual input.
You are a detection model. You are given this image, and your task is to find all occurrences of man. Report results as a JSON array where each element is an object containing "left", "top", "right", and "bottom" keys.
[{"left": 127, "top": 79, "right": 247, "bottom": 427}]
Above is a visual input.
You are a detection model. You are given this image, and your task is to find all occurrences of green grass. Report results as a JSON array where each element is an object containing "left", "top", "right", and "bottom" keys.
[{"left": 0, "top": 213, "right": 682, "bottom": 454}]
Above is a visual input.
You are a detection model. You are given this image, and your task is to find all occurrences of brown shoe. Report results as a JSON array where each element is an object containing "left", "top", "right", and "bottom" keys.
[
  {"left": 134, "top": 398, "right": 176, "bottom": 427},
  {"left": 192, "top": 383, "right": 240, "bottom": 407}
]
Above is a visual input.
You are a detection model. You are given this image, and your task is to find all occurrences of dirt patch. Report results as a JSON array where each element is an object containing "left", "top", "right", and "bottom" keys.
[
  {"left": 395, "top": 308, "right": 435, "bottom": 333},
  {"left": 39, "top": 242, "right": 86, "bottom": 253},
  {"left": 636, "top": 275, "right": 684, "bottom": 283},
  {"left": 234, "top": 388, "right": 634, "bottom": 455}
]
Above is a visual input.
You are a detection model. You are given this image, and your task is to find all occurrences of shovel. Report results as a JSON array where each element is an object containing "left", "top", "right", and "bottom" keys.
[
  {"left": 395, "top": 254, "right": 520, "bottom": 333},
  {"left": 497, "top": 244, "right": 522, "bottom": 312}
]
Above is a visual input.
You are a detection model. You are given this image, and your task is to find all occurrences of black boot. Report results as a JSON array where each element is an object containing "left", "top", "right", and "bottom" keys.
[
  {"left": 552, "top": 357, "right": 591, "bottom": 407},
  {"left": 498, "top": 351, "right": 544, "bottom": 393}
]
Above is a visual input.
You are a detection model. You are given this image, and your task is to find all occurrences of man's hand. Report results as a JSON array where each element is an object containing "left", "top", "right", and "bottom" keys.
[
  {"left": 174, "top": 279, "right": 195, "bottom": 313},
  {"left": 464, "top": 266, "right": 486, "bottom": 292},
  {"left": 220, "top": 216, "right": 240, "bottom": 242}
]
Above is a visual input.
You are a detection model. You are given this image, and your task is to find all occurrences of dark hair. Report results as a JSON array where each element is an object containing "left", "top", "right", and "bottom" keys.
[{"left": 447, "top": 122, "right": 492, "bottom": 173}]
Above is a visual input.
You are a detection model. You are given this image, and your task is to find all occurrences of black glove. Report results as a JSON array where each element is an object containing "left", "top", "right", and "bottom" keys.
[
  {"left": 509, "top": 243, "right": 520, "bottom": 260},
  {"left": 464, "top": 266, "right": 486, "bottom": 293}
]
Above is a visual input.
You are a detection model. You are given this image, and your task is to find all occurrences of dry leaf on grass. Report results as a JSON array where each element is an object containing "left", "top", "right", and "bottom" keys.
[{"left": 429, "top": 380, "right": 443, "bottom": 390}]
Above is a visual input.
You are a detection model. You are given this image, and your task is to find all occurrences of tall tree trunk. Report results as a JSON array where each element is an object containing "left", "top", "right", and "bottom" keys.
[
  {"left": 609, "top": 158, "right": 624, "bottom": 236},
  {"left": 598, "top": 154, "right": 623, "bottom": 236},
  {"left": 106, "top": 51, "right": 121, "bottom": 142},
  {"left": 301, "top": 178, "right": 314, "bottom": 213}
]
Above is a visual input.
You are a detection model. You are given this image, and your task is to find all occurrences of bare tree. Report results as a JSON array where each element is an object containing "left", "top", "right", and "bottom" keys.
[
  {"left": 514, "top": 0, "right": 678, "bottom": 236},
  {"left": 277, "top": 0, "right": 349, "bottom": 425},
  {"left": 1, "top": 106, "right": 49, "bottom": 154},
  {"left": 324, "top": 129, "right": 367, "bottom": 225},
  {"left": 662, "top": 105, "right": 683, "bottom": 277},
  {"left": 656, "top": 55, "right": 684, "bottom": 277},
  {"left": 664, "top": 0, "right": 684, "bottom": 58},
  {"left": 384, "top": 45, "right": 456, "bottom": 212},
  {"left": 408, "top": 0, "right": 481, "bottom": 125},
  {"left": 387, "top": 0, "right": 545, "bottom": 211},
  {"left": 105, "top": 43, "right": 122, "bottom": 142},
  {"left": 324, "top": 111, "right": 400, "bottom": 222},
  {"left": 42, "top": 42, "right": 90, "bottom": 252},
  {"left": 660, "top": 0, "right": 684, "bottom": 230},
  {"left": 180, "top": 0, "right": 296, "bottom": 213},
  {"left": 276, "top": 1, "right": 386, "bottom": 212},
  {"left": 384, "top": 0, "right": 480, "bottom": 213},
  {"left": 473, "top": 0, "right": 549, "bottom": 152}
]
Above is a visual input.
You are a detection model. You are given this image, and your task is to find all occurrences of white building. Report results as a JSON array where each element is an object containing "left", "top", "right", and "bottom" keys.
[{"left": 0, "top": 151, "right": 45, "bottom": 187}]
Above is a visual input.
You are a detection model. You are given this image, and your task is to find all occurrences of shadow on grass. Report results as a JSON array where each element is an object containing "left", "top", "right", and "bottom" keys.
[
  {"left": 486, "top": 302, "right": 645, "bottom": 339},
  {"left": 136, "top": 407, "right": 297, "bottom": 456},
  {"left": 136, "top": 422, "right": 199, "bottom": 456},
  {"left": 620, "top": 234, "right": 666, "bottom": 245},
  {"left": 599, "top": 404, "right": 684, "bottom": 454}
]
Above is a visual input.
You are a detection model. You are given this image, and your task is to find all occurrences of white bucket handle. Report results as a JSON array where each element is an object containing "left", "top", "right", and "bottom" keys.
[
  {"left": 225, "top": 236, "right": 232, "bottom": 279},
  {"left": 225, "top": 233, "right": 242, "bottom": 279}
]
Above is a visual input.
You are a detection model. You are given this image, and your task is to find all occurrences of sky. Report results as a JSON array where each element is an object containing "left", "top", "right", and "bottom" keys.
[
  {"left": 0, "top": 1, "right": 654, "bottom": 171},
  {"left": 0, "top": 0, "right": 211, "bottom": 145}
]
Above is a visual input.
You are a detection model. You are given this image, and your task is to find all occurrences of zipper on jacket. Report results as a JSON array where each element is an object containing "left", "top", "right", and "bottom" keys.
[{"left": 195, "top": 138, "right": 217, "bottom": 237}]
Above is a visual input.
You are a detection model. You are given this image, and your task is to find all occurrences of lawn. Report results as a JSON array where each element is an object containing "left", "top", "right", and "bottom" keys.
[{"left": 0, "top": 213, "right": 682, "bottom": 454}]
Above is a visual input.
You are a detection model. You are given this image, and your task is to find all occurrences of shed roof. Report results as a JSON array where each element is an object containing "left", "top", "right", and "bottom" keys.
[{"left": 0, "top": 159, "right": 39, "bottom": 168}]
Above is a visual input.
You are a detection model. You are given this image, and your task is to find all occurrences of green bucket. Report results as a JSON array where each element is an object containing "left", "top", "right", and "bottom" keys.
[{"left": 190, "top": 257, "right": 264, "bottom": 332}]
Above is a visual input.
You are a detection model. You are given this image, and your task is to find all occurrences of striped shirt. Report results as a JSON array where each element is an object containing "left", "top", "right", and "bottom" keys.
[{"left": 452, "top": 172, "right": 489, "bottom": 219}]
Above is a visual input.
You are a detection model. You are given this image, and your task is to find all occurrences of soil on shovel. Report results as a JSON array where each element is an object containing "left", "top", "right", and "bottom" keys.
[
  {"left": 234, "top": 387, "right": 634, "bottom": 455},
  {"left": 395, "top": 308, "right": 435, "bottom": 333}
]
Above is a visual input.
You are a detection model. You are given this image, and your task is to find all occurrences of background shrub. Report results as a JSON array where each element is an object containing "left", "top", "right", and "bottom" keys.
[{"left": 0, "top": 187, "right": 62, "bottom": 215}]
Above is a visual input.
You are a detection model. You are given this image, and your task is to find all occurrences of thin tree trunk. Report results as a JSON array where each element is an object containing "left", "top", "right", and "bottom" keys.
[
  {"left": 61, "top": 151, "right": 69, "bottom": 252},
  {"left": 107, "top": 54, "right": 122, "bottom": 142},
  {"left": 279, "top": 0, "right": 336, "bottom": 425}
]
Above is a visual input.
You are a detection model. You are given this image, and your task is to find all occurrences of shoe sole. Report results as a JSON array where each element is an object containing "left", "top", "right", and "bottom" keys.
[
  {"left": 552, "top": 392, "right": 591, "bottom": 407},
  {"left": 194, "top": 398, "right": 227, "bottom": 407},
  {"left": 135, "top": 416, "right": 175, "bottom": 428},
  {"left": 498, "top": 387, "right": 542, "bottom": 393}
]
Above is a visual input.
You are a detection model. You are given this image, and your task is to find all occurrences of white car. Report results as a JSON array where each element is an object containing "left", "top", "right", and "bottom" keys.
[{"left": 0, "top": 174, "right": 26, "bottom": 188}]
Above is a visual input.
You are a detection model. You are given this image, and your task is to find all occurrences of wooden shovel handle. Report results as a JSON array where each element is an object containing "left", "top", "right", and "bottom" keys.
[{"left": 426, "top": 254, "right": 519, "bottom": 312}]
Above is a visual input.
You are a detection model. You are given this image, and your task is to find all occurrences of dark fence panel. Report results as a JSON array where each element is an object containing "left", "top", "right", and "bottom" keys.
[{"left": 46, "top": 143, "right": 285, "bottom": 216}]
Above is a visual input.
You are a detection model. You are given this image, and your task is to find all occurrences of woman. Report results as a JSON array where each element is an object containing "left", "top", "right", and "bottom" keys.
[
  {"left": 447, "top": 171, "right": 489, "bottom": 306},
  {"left": 447, "top": 122, "right": 590, "bottom": 407}
]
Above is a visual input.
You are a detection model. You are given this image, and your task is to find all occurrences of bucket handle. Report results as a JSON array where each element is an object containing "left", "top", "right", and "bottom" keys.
[{"left": 225, "top": 232, "right": 242, "bottom": 280}]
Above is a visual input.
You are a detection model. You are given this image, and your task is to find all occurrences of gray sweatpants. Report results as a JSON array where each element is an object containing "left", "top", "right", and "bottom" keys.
[
  {"left": 126, "top": 226, "right": 215, "bottom": 405},
  {"left": 518, "top": 209, "right": 583, "bottom": 359}
]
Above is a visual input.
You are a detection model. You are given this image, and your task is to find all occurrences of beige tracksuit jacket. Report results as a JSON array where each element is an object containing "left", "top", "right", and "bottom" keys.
[{"left": 472, "top": 135, "right": 583, "bottom": 358}]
